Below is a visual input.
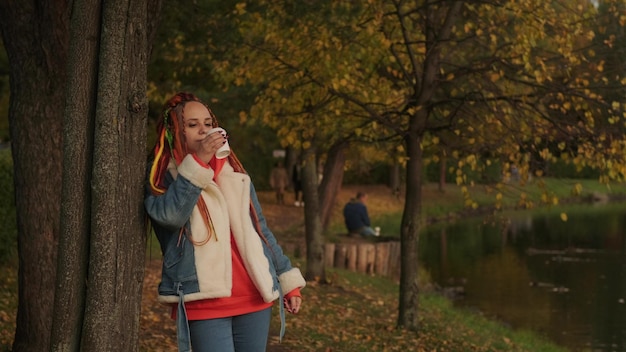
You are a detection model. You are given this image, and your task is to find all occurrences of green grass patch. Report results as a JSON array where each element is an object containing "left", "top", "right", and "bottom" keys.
[
  {"left": 0, "top": 248, "right": 576, "bottom": 352},
  {"left": 270, "top": 267, "right": 566, "bottom": 351},
  {"left": 326, "top": 178, "right": 626, "bottom": 241}
]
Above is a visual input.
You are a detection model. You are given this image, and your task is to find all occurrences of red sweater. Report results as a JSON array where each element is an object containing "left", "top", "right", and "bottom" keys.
[
  {"left": 182, "top": 234, "right": 273, "bottom": 320},
  {"left": 173, "top": 233, "right": 301, "bottom": 320}
]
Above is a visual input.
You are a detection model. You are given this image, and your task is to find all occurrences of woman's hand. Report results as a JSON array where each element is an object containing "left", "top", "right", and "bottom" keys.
[
  {"left": 284, "top": 296, "right": 302, "bottom": 314},
  {"left": 196, "top": 129, "right": 226, "bottom": 163}
]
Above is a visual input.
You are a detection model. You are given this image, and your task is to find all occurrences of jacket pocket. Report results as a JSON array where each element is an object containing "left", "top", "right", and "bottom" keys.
[{"left": 163, "top": 245, "right": 184, "bottom": 269}]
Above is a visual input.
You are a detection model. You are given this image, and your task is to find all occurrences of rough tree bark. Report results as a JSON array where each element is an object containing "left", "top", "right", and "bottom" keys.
[
  {"left": 78, "top": 0, "right": 162, "bottom": 350},
  {"left": 397, "top": 131, "right": 423, "bottom": 329},
  {"left": 0, "top": 1, "right": 70, "bottom": 350},
  {"left": 1, "top": 0, "right": 163, "bottom": 350},
  {"left": 50, "top": 0, "right": 101, "bottom": 350},
  {"left": 301, "top": 147, "right": 326, "bottom": 282}
]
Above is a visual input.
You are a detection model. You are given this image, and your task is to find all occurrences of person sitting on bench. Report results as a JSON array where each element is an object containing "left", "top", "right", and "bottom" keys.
[{"left": 343, "top": 192, "right": 378, "bottom": 237}]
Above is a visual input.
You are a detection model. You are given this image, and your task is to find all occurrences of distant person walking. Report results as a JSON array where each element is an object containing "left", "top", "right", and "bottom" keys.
[
  {"left": 343, "top": 192, "right": 379, "bottom": 237},
  {"left": 269, "top": 161, "right": 289, "bottom": 204},
  {"left": 292, "top": 163, "right": 303, "bottom": 207}
]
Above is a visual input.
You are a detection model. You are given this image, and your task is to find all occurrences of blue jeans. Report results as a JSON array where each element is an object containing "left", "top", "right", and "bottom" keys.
[
  {"left": 358, "top": 226, "right": 376, "bottom": 237},
  {"left": 188, "top": 307, "right": 272, "bottom": 352}
]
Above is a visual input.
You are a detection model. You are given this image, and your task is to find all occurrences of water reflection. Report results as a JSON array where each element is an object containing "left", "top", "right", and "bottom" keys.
[{"left": 419, "top": 204, "right": 626, "bottom": 351}]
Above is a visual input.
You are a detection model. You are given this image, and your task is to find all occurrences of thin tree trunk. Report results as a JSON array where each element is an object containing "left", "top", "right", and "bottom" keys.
[
  {"left": 389, "top": 161, "right": 401, "bottom": 194},
  {"left": 301, "top": 147, "right": 326, "bottom": 282},
  {"left": 438, "top": 151, "right": 447, "bottom": 192},
  {"left": 396, "top": 1, "right": 462, "bottom": 331},
  {"left": 51, "top": 1, "right": 101, "bottom": 350},
  {"left": 398, "top": 132, "right": 423, "bottom": 330},
  {"left": 318, "top": 140, "right": 348, "bottom": 230}
]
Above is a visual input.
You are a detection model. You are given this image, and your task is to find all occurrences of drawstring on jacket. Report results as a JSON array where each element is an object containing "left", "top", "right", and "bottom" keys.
[{"left": 176, "top": 283, "right": 192, "bottom": 352}]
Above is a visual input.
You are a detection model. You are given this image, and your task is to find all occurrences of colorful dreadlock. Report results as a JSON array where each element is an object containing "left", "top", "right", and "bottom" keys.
[
  {"left": 149, "top": 93, "right": 201, "bottom": 194},
  {"left": 147, "top": 92, "right": 268, "bottom": 246}
]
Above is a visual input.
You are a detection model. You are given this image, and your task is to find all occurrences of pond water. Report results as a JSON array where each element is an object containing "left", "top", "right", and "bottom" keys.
[{"left": 419, "top": 203, "right": 626, "bottom": 351}]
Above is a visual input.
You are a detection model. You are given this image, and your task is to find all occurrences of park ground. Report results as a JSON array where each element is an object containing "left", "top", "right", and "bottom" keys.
[{"left": 0, "top": 183, "right": 571, "bottom": 351}]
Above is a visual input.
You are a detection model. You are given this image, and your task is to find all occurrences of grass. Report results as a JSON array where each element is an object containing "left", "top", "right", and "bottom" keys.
[
  {"left": 267, "top": 264, "right": 567, "bottom": 352},
  {"left": 0, "top": 253, "right": 571, "bottom": 352},
  {"left": 325, "top": 178, "right": 626, "bottom": 241},
  {"left": 265, "top": 178, "right": 624, "bottom": 351}
]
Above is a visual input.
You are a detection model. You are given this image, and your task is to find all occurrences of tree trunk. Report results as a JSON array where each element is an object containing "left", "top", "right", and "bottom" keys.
[
  {"left": 397, "top": 132, "right": 423, "bottom": 330},
  {"left": 0, "top": 1, "right": 70, "bottom": 350},
  {"left": 50, "top": 0, "right": 101, "bottom": 350},
  {"left": 318, "top": 140, "right": 347, "bottom": 230},
  {"left": 438, "top": 151, "right": 447, "bottom": 192},
  {"left": 285, "top": 145, "right": 297, "bottom": 193},
  {"left": 79, "top": 0, "right": 160, "bottom": 350},
  {"left": 396, "top": 0, "right": 462, "bottom": 331},
  {"left": 1, "top": 0, "right": 162, "bottom": 350},
  {"left": 301, "top": 147, "right": 326, "bottom": 282},
  {"left": 389, "top": 160, "right": 402, "bottom": 202},
  {"left": 389, "top": 161, "right": 401, "bottom": 193}
]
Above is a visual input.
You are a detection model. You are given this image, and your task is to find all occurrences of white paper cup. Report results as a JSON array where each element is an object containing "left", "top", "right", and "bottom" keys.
[{"left": 208, "top": 127, "right": 230, "bottom": 159}]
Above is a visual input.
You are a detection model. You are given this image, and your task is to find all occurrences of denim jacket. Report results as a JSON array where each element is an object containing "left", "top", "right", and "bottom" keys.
[{"left": 145, "top": 155, "right": 305, "bottom": 351}]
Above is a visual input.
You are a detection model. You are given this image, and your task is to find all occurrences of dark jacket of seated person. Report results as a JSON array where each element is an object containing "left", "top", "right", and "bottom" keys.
[{"left": 343, "top": 192, "right": 376, "bottom": 237}]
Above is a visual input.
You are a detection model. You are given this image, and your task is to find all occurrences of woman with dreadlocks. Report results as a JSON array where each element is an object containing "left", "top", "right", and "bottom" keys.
[{"left": 145, "top": 92, "right": 305, "bottom": 352}]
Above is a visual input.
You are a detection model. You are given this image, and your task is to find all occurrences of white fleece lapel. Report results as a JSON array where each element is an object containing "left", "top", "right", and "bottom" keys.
[{"left": 217, "top": 163, "right": 277, "bottom": 302}]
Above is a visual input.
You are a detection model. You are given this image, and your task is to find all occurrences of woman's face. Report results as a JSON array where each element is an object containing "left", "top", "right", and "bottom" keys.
[{"left": 182, "top": 101, "right": 214, "bottom": 153}]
